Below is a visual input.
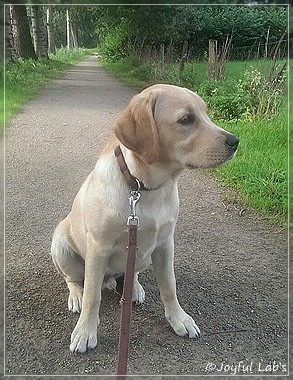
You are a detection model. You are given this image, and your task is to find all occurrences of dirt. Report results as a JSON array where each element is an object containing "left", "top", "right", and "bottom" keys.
[{"left": 3, "top": 56, "right": 289, "bottom": 378}]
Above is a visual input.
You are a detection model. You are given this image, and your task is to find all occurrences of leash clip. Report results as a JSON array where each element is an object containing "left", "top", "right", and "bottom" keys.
[
  {"left": 127, "top": 184, "right": 141, "bottom": 227},
  {"left": 127, "top": 215, "right": 140, "bottom": 227}
]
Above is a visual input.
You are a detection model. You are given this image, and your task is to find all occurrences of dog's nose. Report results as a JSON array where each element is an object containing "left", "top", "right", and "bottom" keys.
[{"left": 225, "top": 134, "right": 239, "bottom": 152}]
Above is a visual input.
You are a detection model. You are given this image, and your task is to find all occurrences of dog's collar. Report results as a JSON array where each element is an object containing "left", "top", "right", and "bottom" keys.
[{"left": 114, "top": 145, "right": 153, "bottom": 191}]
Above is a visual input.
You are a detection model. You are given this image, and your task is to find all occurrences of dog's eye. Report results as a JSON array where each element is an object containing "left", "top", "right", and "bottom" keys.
[{"left": 178, "top": 115, "right": 194, "bottom": 126}]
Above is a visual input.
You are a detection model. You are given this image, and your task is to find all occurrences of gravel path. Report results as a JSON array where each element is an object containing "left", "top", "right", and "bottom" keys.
[{"left": 4, "top": 56, "right": 288, "bottom": 378}]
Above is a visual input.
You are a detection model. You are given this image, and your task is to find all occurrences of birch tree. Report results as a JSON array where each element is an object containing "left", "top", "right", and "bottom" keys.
[
  {"left": 46, "top": 6, "right": 55, "bottom": 54},
  {"left": 31, "top": 6, "right": 48, "bottom": 58},
  {"left": 5, "top": 5, "right": 17, "bottom": 62},
  {"left": 66, "top": 9, "right": 73, "bottom": 48},
  {"left": 66, "top": 8, "right": 78, "bottom": 49}
]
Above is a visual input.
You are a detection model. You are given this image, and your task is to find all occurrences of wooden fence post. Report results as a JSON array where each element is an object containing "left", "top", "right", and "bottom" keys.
[
  {"left": 208, "top": 39, "right": 217, "bottom": 80},
  {"left": 179, "top": 40, "right": 188, "bottom": 72}
]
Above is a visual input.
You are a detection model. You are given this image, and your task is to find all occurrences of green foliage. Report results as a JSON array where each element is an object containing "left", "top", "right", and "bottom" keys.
[
  {"left": 99, "top": 59, "right": 153, "bottom": 87},
  {"left": 99, "top": 22, "right": 129, "bottom": 63},
  {"left": 0, "top": 67, "right": 4, "bottom": 132},
  {"left": 103, "top": 57, "right": 286, "bottom": 121},
  {"left": 193, "top": 6, "right": 287, "bottom": 59},
  {"left": 199, "top": 80, "right": 249, "bottom": 120},
  {"left": 148, "top": 59, "right": 287, "bottom": 121},
  {"left": 51, "top": 47, "right": 92, "bottom": 63},
  {"left": 200, "top": 69, "right": 288, "bottom": 221},
  {"left": 28, "top": 5, "right": 288, "bottom": 58},
  {"left": 95, "top": 5, "right": 288, "bottom": 61},
  {"left": 198, "top": 62, "right": 286, "bottom": 120}
]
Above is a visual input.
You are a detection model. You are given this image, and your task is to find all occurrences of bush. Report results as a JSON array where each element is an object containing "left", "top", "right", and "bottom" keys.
[
  {"left": 198, "top": 64, "right": 286, "bottom": 120},
  {"left": 198, "top": 79, "right": 250, "bottom": 120},
  {"left": 100, "top": 24, "right": 129, "bottom": 63}
]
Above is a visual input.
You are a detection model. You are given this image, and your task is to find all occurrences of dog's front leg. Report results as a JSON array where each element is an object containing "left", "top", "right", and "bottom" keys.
[
  {"left": 70, "top": 233, "right": 108, "bottom": 353},
  {"left": 152, "top": 237, "right": 201, "bottom": 339}
]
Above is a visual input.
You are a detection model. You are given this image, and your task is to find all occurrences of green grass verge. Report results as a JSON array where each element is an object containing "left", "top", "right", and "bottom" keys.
[
  {"left": 215, "top": 112, "right": 287, "bottom": 221},
  {"left": 100, "top": 59, "right": 154, "bottom": 88},
  {"left": 100, "top": 58, "right": 285, "bottom": 88},
  {"left": 289, "top": 70, "right": 293, "bottom": 227},
  {"left": 101, "top": 58, "right": 288, "bottom": 223},
  {"left": 1, "top": 48, "right": 94, "bottom": 130}
]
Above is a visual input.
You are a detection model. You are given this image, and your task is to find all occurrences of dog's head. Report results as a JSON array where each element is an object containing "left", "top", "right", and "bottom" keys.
[{"left": 114, "top": 84, "right": 239, "bottom": 168}]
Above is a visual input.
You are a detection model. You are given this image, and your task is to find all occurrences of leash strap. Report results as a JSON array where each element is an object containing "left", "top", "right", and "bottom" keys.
[
  {"left": 115, "top": 150, "right": 141, "bottom": 378},
  {"left": 117, "top": 223, "right": 138, "bottom": 379}
]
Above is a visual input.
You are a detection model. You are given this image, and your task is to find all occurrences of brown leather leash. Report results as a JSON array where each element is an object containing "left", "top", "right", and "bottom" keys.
[{"left": 115, "top": 146, "right": 142, "bottom": 379}]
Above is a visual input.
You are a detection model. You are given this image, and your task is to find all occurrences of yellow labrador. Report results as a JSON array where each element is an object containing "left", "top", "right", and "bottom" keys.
[{"left": 51, "top": 84, "right": 239, "bottom": 353}]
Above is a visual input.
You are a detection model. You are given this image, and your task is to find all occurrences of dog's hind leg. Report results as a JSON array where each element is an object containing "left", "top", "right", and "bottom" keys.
[{"left": 51, "top": 219, "right": 85, "bottom": 313}]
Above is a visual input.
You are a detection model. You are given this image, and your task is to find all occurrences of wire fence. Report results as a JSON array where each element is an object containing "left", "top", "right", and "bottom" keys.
[{"left": 129, "top": 35, "right": 291, "bottom": 66}]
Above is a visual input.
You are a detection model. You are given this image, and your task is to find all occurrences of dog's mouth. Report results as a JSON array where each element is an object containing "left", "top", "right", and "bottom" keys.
[
  {"left": 186, "top": 151, "right": 237, "bottom": 170},
  {"left": 226, "top": 150, "right": 238, "bottom": 162}
]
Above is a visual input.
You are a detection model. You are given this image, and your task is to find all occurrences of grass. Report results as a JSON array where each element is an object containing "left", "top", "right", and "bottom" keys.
[
  {"left": 100, "top": 60, "right": 153, "bottom": 89},
  {"left": 1, "top": 48, "right": 93, "bottom": 130},
  {"left": 216, "top": 112, "right": 287, "bottom": 219},
  {"left": 101, "top": 57, "right": 288, "bottom": 223},
  {"left": 101, "top": 58, "right": 286, "bottom": 88},
  {"left": 289, "top": 71, "right": 293, "bottom": 227}
]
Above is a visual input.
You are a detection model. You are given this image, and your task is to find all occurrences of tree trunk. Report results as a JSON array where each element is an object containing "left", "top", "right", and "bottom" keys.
[
  {"left": 46, "top": 6, "right": 55, "bottom": 54},
  {"left": 31, "top": 6, "right": 48, "bottom": 58},
  {"left": 5, "top": 5, "right": 18, "bottom": 62},
  {"left": 71, "top": 25, "right": 79, "bottom": 48},
  {"left": 66, "top": 9, "right": 73, "bottom": 48},
  {"left": 10, "top": 5, "right": 37, "bottom": 60},
  {"left": 0, "top": 5, "right": 4, "bottom": 60}
]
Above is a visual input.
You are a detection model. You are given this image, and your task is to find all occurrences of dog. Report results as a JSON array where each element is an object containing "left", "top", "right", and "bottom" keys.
[{"left": 51, "top": 84, "right": 239, "bottom": 353}]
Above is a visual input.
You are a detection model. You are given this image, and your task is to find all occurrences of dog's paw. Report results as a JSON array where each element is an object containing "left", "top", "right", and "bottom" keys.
[
  {"left": 70, "top": 322, "right": 97, "bottom": 353},
  {"left": 132, "top": 280, "right": 145, "bottom": 304},
  {"left": 67, "top": 283, "right": 83, "bottom": 313},
  {"left": 102, "top": 275, "right": 117, "bottom": 291},
  {"left": 166, "top": 309, "right": 201, "bottom": 339}
]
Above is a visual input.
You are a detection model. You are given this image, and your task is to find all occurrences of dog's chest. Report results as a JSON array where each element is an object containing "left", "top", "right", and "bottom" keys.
[
  {"left": 107, "top": 220, "right": 175, "bottom": 273},
  {"left": 107, "top": 192, "right": 178, "bottom": 273}
]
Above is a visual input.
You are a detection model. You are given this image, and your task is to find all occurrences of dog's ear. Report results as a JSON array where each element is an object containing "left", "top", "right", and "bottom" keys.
[{"left": 114, "top": 91, "right": 159, "bottom": 164}]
